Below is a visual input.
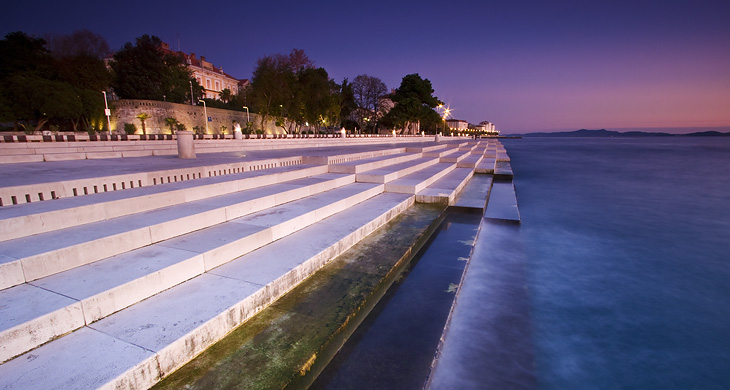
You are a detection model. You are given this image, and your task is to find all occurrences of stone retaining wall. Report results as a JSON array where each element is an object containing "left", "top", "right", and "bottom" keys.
[{"left": 111, "top": 99, "right": 279, "bottom": 135}]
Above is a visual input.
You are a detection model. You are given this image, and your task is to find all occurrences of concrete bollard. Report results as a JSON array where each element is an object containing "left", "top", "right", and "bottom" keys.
[
  {"left": 176, "top": 131, "right": 196, "bottom": 159},
  {"left": 341, "top": 128, "right": 346, "bottom": 138},
  {"left": 435, "top": 133, "right": 441, "bottom": 142},
  {"left": 233, "top": 124, "right": 243, "bottom": 140}
]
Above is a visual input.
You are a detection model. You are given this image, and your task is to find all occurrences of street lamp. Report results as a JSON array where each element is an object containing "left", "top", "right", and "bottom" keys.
[
  {"left": 199, "top": 100, "right": 209, "bottom": 134},
  {"left": 242, "top": 106, "right": 250, "bottom": 124},
  {"left": 102, "top": 91, "right": 111, "bottom": 135},
  {"left": 190, "top": 80, "right": 194, "bottom": 105}
]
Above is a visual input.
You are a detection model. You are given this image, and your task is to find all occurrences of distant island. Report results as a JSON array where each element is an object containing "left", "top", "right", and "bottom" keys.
[{"left": 516, "top": 129, "right": 730, "bottom": 137}]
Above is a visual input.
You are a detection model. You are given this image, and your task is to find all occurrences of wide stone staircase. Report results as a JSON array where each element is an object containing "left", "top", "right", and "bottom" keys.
[{"left": 0, "top": 138, "right": 511, "bottom": 390}]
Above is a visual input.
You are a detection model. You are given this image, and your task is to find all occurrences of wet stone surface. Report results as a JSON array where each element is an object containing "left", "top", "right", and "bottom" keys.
[{"left": 151, "top": 203, "right": 445, "bottom": 390}]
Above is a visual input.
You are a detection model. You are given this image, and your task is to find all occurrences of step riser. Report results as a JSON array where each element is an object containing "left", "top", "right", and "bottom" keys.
[
  {"left": 356, "top": 158, "right": 439, "bottom": 184},
  {"left": 16, "top": 195, "right": 413, "bottom": 390},
  {"left": 0, "top": 165, "right": 327, "bottom": 243},
  {"left": 327, "top": 153, "right": 420, "bottom": 174},
  {"left": 385, "top": 164, "right": 457, "bottom": 194},
  {"left": 1, "top": 173, "right": 352, "bottom": 290},
  {"left": 152, "top": 195, "right": 414, "bottom": 381},
  {"left": 416, "top": 170, "right": 474, "bottom": 205},
  {"left": 1, "top": 184, "right": 381, "bottom": 361},
  {"left": 457, "top": 155, "right": 484, "bottom": 168}
]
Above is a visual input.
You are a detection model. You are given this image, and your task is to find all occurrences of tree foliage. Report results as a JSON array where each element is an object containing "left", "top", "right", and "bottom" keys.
[
  {"left": 382, "top": 73, "right": 442, "bottom": 134},
  {"left": 110, "top": 35, "right": 198, "bottom": 104},
  {"left": 352, "top": 74, "right": 388, "bottom": 132},
  {"left": 0, "top": 31, "right": 111, "bottom": 131}
]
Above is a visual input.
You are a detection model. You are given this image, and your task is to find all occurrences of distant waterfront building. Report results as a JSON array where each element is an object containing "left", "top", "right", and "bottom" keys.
[
  {"left": 446, "top": 119, "right": 469, "bottom": 132},
  {"left": 479, "top": 120, "right": 497, "bottom": 134},
  {"left": 160, "top": 42, "right": 247, "bottom": 100}
]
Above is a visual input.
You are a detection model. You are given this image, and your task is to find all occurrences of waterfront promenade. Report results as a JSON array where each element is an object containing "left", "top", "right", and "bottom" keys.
[{"left": 0, "top": 136, "right": 514, "bottom": 389}]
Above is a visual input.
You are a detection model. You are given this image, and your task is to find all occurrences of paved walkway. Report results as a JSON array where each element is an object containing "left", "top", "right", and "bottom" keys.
[{"left": 0, "top": 141, "right": 445, "bottom": 187}]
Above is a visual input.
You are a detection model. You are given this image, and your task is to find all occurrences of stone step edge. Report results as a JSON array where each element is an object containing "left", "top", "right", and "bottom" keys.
[
  {"left": 385, "top": 163, "right": 458, "bottom": 194},
  {"left": 356, "top": 157, "right": 440, "bottom": 184},
  {"left": 415, "top": 168, "right": 475, "bottom": 205},
  {"left": 0, "top": 182, "right": 385, "bottom": 362},
  {"left": 0, "top": 194, "right": 415, "bottom": 390},
  {"left": 0, "top": 164, "right": 328, "bottom": 243},
  {"left": 0, "top": 172, "right": 354, "bottom": 290}
]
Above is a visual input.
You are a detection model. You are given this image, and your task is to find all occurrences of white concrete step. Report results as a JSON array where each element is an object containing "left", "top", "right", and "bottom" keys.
[
  {"left": 385, "top": 162, "right": 457, "bottom": 194},
  {"left": 405, "top": 143, "right": 451, "bottom": 153},
  {"left": 416, "top": 168, "right": 475, "bottom": 205},
  {"left": 328, "top": 152, "right": 421, "bottom": 174},
  {"left": 302, "top": 147, "right": 404, "bottom": 165},
  {"left": 0, "top": 164, "right": 327, "bottom": 242},
  {"left": 457, "top": 153, "right": 484, "bottom": 168},
  {"left": 439, "top": 149, "right": 471, "bottom": 163},
  {"left": 355, "top": 157, "right": 439, "bottom": 184},
  {"left": 476, "top": 156, "right": 496, "bottom": 174},
  {"left": 452, "top": 174, "right": 494, "bottom": 210},
  {"left": 0, "top": 155, "right": 307, "bottom": 207},
  {"left": 0, "top": 173, "right": 354, "bottom": 290},
  {"left": 0, "top": 193, "right": 414, "bottom": 389},
  {"left": 494, "top": 161, "right": 514, "bottom": 178},
  {"left": 0, "top": 181, "right": 383, "bottom": 362},
  {"left": 423, "top": 146, "right": 459, "bottom": 158}
]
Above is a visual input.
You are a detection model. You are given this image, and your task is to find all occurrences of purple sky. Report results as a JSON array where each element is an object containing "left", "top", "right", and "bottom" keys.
[{"left": 2, "top": 0, "right": 729, "bottom": 134}]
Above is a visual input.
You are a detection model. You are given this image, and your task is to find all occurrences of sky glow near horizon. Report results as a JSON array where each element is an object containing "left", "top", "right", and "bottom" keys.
[{"left": 2, "top": 0, "right": 728, "bottom": 133}]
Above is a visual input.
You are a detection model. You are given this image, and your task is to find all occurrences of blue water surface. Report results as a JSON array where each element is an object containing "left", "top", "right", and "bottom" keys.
[{"left": 502, "top": 138, "right": 730, "bottom": 389}]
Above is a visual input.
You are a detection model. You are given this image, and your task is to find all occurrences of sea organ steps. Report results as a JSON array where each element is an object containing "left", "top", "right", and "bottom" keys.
[{"left": 0, "top": 139, "right": 508, "bottom": 389}]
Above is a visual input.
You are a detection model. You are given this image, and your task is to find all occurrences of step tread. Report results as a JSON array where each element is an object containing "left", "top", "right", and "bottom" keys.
[
  {"left": 416, "top": 168, "right": 474, "bottom": 205},
  {"left": 356, "top": 157, "right": 439, "bottom": 183},
  {"left": 0, "top": 193, "right": 414, "bottom": 389},
  {"left": 0, "top": 182, "right": 383, "bottom": 360},
  {"left": 0, "top": 164, "right": 326, "bottom": 242},
  {"left": 0, "top": 173, "right": 354, "bottom": 287},
  {"left": 385, "top": 162, "right": 457, "bottom": 194}
]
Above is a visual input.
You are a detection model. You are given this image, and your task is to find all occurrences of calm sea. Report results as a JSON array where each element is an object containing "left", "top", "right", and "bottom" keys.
[{"left": 502, "top": 137, "right": 730, "bottom": 389}]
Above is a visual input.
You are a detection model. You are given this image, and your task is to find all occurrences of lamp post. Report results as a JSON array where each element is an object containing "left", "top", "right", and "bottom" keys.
[
  {"left": 200, "top": 100, "right": 209, "bottom": 134},
  {"left": 242, "top": 106, "right": 250, "bottom": 124},
  {"left": 190, "top": 80, "right": 194, "bottom": 105},
  {"left": 102, "top": 91, "right": 111, "bottom": 135}
]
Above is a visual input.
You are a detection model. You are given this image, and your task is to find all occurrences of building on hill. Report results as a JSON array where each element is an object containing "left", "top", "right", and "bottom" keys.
[{"left": 160, "top": 42, "right": 247, "bottom": 101}]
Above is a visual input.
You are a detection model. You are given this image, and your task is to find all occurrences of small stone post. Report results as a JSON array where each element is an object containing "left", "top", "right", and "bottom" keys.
[
  {"left": 341, "top": 128, "right": 346, "bottom": 138},
  {"left": 176, "top": 131, "right": 196, "bottom": 159},
  {"left": 435, "top": 132, "right": 441, "bottom": 142},
  {"left": 234, "top": 123, "right": 243, "bottom": 140}
]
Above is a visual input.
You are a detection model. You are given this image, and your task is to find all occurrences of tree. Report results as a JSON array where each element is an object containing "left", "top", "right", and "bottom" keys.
[
  {"left": 339, "top": 78, "right": 357, "bottom": 129},
  {"left": 0, "top": 31, "right": 109, "bottom": 132},
  {"left": 248, "top": 49, "right": 310, "bottom": 132},
  {"left": 110, "top": 35, "right": 194, "bottom": 103},
  {"left": 164, "top": 117, "right": 178, "bottom": 133},
  {"left": 218, "top": 88, "right": 232, "bottom": 103},
  {"left": 298, "top": 67, "right": 337, "bottom": 131},
  {"left": 382, "top": 74, "right": 442, "bottom": 134},
  {"left": 352, "top": 74, "right": 388, "bottom": 132},
  {"left": 136, "top": 113, "right": 151, "bottom": 135}
]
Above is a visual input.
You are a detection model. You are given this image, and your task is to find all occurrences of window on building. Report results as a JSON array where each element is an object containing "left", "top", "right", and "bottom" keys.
[
  {"left": 206, "top": 79, "right": 211, "bottom": 89},
  {"left": 215, "top": 81, "right": 220, "bottom": 91}
]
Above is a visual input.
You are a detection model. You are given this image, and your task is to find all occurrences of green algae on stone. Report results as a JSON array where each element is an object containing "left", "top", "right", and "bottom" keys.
[{"left": 152, "top": 203, "right": 445, "bottom": 390}]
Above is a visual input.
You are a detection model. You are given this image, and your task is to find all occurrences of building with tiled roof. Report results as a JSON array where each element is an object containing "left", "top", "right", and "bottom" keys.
[{"left": 161, "top": 42, "right": 247, "bottom": 100}]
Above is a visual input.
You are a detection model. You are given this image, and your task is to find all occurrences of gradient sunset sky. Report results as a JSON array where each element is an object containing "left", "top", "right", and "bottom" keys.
[{"left": 2, "top": 0, "right": 728, "bottom": 134}]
